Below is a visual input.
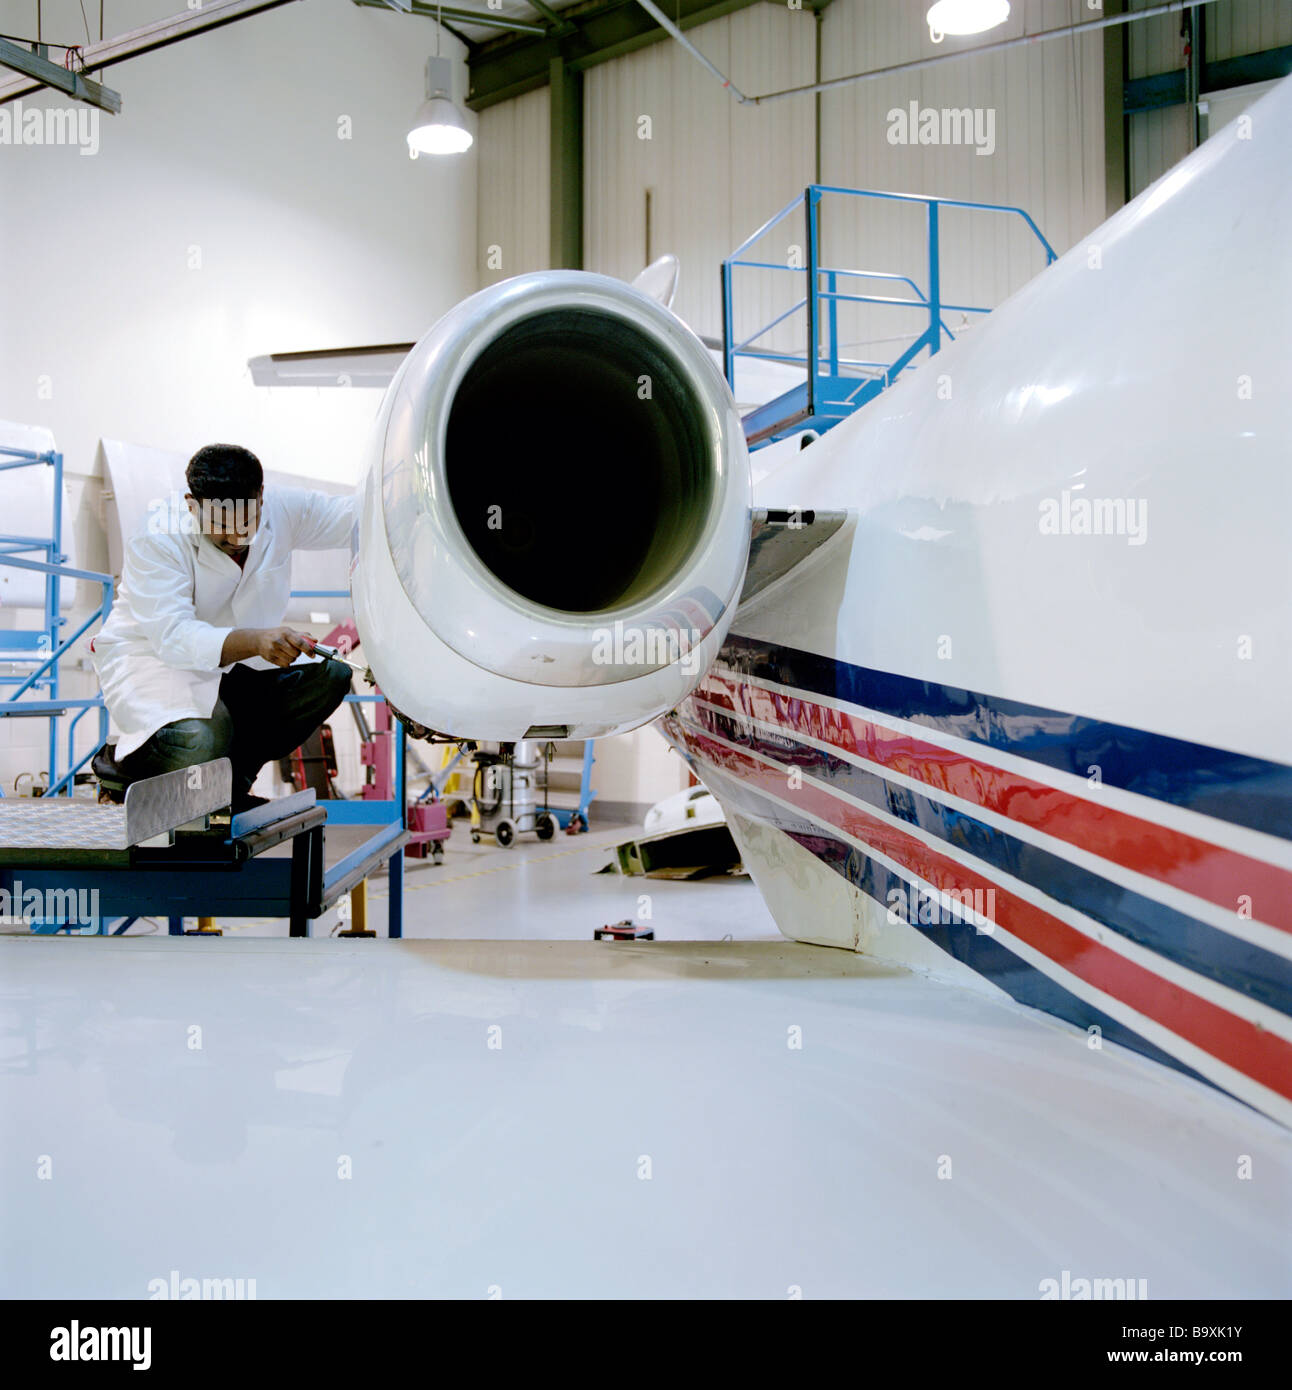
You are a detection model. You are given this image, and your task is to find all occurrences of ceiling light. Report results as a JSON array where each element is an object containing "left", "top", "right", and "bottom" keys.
[
  {"left": 408, "top": 55, "right": 473, "bottom": 156},
  {"left": 926, "top": 0, "right": 1011, "bottom": 42}
]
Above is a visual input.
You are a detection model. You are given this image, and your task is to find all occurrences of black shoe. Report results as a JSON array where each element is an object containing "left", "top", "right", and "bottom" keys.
[{"left": 92, "top": 744, "right": 126, "bottom": 803}]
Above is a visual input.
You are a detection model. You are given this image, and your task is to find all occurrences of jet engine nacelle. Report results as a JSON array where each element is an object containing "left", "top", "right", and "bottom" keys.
[{"left": 351, "top": 271, "right": 750, "bottom": 740}]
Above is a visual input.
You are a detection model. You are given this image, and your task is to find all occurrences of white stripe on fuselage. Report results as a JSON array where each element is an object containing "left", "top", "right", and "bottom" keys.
[
  {"left": 707, "top": 663, "right": 1292, "bottom": 873},
  {"left": 691, "top": 736, "right": 1292, "bottom": 1129},
  {"left": 683, "top": 715, "right": 1292, "bottom": 1042},
  {"left": 689, "top": 694, "right": 1292, "bottom": 961}
]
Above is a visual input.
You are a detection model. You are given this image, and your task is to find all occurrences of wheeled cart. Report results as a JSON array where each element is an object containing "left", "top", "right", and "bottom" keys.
[{"left": 470, "top": 741, "right": 558, "bottom": 848}]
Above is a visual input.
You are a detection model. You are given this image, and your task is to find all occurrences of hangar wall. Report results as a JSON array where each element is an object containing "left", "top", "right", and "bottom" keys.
[
  {"left": 1128, "top": 0, "right": 1292, "bottom": 195},
  {"left": 1128, "top": 0, "right": 1192, "bottom": 194},
  {"left": 1207, "top": 0, "right": 1292, "bottom": 53},
  {"left": 585, "top": 1, "right": 816, "bottom": 341},
  {"left": 480, "top": 0, "right": 1291, "bottom": 336},
  {"left": 478, "top": 85, "right": 551, "bottom": 282},
  {"left": 0, "top": 0, "right": 476, "bottom": 488},
  {"left": 580, "top": 0, "right": 1105, "bottom": 351},
  {"left": 0, "top": 0, "right": 478, "bottom": 796}
]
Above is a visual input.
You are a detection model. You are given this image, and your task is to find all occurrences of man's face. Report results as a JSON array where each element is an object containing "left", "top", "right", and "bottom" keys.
[{"left": 187, "top": 489, "right": 262, "bottom": 558}]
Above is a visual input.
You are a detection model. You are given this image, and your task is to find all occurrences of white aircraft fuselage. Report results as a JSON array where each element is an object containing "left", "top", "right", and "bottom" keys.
[{"left": 660, "top": 77, "right": 1292, "bottom": 1127}]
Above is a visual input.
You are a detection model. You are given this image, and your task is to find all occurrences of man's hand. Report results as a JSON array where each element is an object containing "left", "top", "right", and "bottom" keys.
[
  {"left": 255, "top": 627, "right": 317, "bottom": 667},
  {"left": 220, "top": 626, "right": 316, "bottom": 668}
]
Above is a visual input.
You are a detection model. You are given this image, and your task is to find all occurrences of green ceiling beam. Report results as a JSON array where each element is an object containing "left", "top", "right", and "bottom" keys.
[
  {"left": 549, "top": 57, "right": 583, "bottom": 268},
  {"left": 467, "top": 0, "right": 766, "bottom": 112},
  {"left": 352, "top": 0, "right": 543, "bottom": 38},
  {"left": 1124, "top": 43, "right": 1292, "bottom": 114}
]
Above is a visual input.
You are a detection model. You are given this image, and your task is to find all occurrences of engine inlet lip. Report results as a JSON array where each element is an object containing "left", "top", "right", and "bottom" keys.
[
  {"left": 437, "top": 288, "right": 727, "bottom": 625},
  {"left": 376, "top": 271, "right": 750, "bottom": 689}
]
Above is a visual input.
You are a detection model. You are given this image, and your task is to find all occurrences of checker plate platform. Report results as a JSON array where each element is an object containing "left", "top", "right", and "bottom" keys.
[{"left": 0, "top": 759, "right": 233, "bottom": 851}]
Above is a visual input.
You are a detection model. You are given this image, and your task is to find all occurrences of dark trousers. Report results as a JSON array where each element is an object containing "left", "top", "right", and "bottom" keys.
[{"left": 117, "top": 659, "right": 353, "bottom": 799}]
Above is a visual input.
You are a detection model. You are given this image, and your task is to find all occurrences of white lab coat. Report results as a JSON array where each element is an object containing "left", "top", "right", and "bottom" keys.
[{"left": 93, "top": 486, "right": 359, "bottom": 760}]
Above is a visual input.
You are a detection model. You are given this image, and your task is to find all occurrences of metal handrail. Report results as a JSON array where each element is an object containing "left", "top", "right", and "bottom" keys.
[
  {"left": 805, "top": 183, "right": 1057, "bottom": 257},
  {"left": 0, "top": 552, "right": 114, "bottom": 797},
  {"left": 0, "top": 446, "right": 114, "bottom": 797},
  {"left": 722, "top": 184, "right": 1057, "bottom": 441},
  {"left": 728, "top": 260, "right": 932, "bottom": 303},
  {"left": 1, "top": 554, "right": 114, "bottom": 697}
]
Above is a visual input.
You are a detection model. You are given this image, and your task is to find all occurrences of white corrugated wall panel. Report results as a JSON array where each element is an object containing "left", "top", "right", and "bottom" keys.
[
  {"left": 584, "top": 6, "right": 814, "bottom": 347},
  {"left": 1127, "top": 0, "right": 1190, "bottom": 196},
  {"left": 725, "top": 5, "right": 819, "bottom": 363},
  {"left": 478, "top": 85, "right": 550, "bottom": 285},
  {"left": 1209, "top": 0, "right": 1292, "bottom": 62},
  {"left": 1127, "top": 0, "right": 1183, "bottom": 80},
  {"left": 1128, "top": 103, "right": 1192, "bottom": 197},
  {"left": 586, "top": 0, "right": 1104, "bottom": 369},
  {"left": 1125, "top": 0, "right": 1291, "bottom": 198},
  {"left": 817, "top": 0, "right": 1104, "bottom": 364}
]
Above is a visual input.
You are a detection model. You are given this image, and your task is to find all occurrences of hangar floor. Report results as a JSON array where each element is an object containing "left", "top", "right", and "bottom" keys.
[{"left": 2, "top": 825, "right": 1289, "bottom": 1299}]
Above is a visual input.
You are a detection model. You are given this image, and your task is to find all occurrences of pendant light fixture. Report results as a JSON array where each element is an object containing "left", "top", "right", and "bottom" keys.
[
  {"left": 407, "top": 6, "right": 473, "bottom": 156},
  {"left": 926, "top": 0, "right": 1011, "bottom": 43}
]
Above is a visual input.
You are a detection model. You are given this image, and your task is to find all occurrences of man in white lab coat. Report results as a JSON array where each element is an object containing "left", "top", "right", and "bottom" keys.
[{"left": 91, "top": 444, "right": 359, "bottom": 809}]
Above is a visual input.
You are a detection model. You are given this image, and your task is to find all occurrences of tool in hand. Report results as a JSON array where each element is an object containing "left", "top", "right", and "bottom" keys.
[{"left": 312, "top": 642, "right": 369, "bottom": 676}]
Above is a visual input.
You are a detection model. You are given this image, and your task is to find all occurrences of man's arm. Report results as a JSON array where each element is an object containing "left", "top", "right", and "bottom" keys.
[
  {"left": 219, "top": 628, "right": 317, "bottom": 667},
  {"left": 279, "top": 486, "right": 361, "bottom": 551},
  {"left": 125, "top": 535, "right": 316, "bottom": 671}
]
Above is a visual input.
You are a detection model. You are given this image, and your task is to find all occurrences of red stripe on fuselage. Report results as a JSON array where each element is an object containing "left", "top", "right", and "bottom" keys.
[
  {"left": 692, "top": 671, "right": 1292, "bottom": 936},
  {"left": 675, "top": 720, "right": 1292, "bottom": 1104}
]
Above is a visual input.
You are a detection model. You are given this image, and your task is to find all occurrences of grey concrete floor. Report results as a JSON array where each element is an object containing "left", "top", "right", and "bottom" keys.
[{"left": 140, "top": 820, "right": 783, "bottom": 943}]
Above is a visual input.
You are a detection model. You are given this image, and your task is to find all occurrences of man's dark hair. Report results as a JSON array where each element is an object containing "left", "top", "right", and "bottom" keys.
[{"left": 186, "top": 444, "right": 263, "bottom": 502}]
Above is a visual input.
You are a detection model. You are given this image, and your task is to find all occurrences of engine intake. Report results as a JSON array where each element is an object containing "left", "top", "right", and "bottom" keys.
[{"left": 351, "top": 271, "right": 750, "bottom": 741}]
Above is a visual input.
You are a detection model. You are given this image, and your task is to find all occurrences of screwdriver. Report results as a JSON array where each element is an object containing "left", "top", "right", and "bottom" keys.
[{"left": 312, "top": 641, "right": 368, "bottom": 675}]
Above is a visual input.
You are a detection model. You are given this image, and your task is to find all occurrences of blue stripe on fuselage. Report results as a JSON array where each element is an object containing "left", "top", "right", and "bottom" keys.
[
  {"left": 718, "top": 633, "right": 1292, "bottom": 839},
  {"left": 684, "top": 704, "right": 1292, "bottom": 1018},
  {"left": 695, "top": 757, "right": 1220, "bottom": 1097}
]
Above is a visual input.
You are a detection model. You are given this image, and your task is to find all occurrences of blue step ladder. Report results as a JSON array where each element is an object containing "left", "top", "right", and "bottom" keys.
[{"left": 722, "top": 185, "right": 1057, "bottom": 449}]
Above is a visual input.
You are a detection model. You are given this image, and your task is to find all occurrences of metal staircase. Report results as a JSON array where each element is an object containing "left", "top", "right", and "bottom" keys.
[{"left": 722, "top": 185, "right": 1057, "bottom": 449}]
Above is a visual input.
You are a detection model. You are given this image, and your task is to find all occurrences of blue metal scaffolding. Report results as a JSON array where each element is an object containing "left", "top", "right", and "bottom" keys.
[
  {"left": 0, "top": 444, "right": 112, "bottom": 798},
  {"left": 723, "top": 185, "right": 1057, "bottom": 449}
]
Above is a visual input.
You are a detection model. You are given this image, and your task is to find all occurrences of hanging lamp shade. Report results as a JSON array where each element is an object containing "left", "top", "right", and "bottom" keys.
[
  {"left": 408, "top": 56, "right": 473, "bottom": 156},
  {"left": 926, "top": 0, "right": 1010, "bottom": 40}
]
